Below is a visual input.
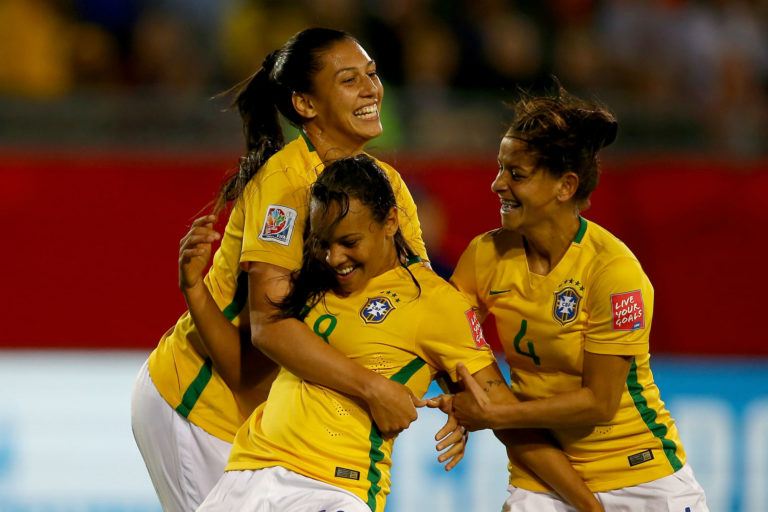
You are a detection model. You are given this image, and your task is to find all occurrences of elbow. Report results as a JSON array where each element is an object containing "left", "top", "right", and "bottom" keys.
[
  {"left": 590, "top": 400, "right": 620, "bottom": 424},
  {"left": 250, "top": 322, "right": 268, "bottom": 350}
]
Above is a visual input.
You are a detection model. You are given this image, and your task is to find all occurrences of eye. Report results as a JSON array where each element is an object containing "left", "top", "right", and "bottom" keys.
[
  {"left": 510, "top": 169, "right": 528, "bottom": 181},
  {"left": 367, "top": 71, "right": 378, "bottom": 78},
  {"left": 341, "top": 76, "right": 356, "bottom": 84},
  {"left": 341, "top": 240, "right": 358, "bottom": 249}
]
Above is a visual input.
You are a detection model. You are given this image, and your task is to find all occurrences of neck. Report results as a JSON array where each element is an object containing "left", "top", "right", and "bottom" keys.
[
  {"left": 521, "top": 214, "right": 581, "bottom": 276},
  {"left": 303, "top": 124, "right": 367, "bottom": 161}
]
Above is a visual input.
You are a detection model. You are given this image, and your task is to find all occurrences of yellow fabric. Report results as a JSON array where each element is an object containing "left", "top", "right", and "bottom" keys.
[
  {"left": 240, "top": 136, "right": 427, "bottom": 270},
  {"left": 148, "top": 135, "right": 428, "bottom": 442},
  {"left": 227, "top": 264, "right": 495, "bottom": 511},
  {"left": 451, "top": 219, "right": 686, "bottom": 492}
]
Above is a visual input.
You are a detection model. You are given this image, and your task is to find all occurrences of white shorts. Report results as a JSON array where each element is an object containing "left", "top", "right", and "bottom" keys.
[
  {"left": 197, "top": 466, "right": 370, "bottom": 512},
  {"left": 502, "top": 464, "right": 709, "bottom": 512},
  {"left": 130, "top": 358, "right": 233, "bottom": 512}
]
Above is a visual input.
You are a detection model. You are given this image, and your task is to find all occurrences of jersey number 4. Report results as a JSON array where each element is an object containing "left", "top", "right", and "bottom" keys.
[{"left": 513, "top": 319, "right": 540, "bottom": 366}]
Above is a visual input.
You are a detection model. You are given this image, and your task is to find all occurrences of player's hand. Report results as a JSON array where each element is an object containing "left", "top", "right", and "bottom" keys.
[
  {"left": 429, "top": 394, "right": 468, "bottom": 471},
  {"left": 452, "top": 362, "right": 496, "bottom": 431},
  {"left": 367, "top": 377, "right": 426, "bottom": 438},
  {"left": 179, "top": 215, "right": 220, "bottom": 292}
]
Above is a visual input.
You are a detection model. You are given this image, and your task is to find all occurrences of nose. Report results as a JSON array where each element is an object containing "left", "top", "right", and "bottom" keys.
[
  {"left": 491, "top": 171, "right": 508, "bottom": 194},
  {"left": 326, "top": 244, "right": 346, "bottom": 267},
  {"left": 361, "top": 74, "right": 379, "bottom": 97}
]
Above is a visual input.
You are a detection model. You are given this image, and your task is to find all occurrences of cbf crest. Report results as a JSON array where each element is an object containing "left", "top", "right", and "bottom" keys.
[
  {"left": 552, "top": 280, "right": 583, "bottom": 326},
  {"left": 360, "top": 296, "right": 396, "bottom": 324}
]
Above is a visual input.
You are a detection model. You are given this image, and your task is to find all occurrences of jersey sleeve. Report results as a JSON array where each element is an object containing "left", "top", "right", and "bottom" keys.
[
  {"left": 376, "top": 161, "right": 429, "bottom": 262},
  {"left": 239, "top": 167, "right": 310, "bottom": 272},
  {"left": 584, "top": 256, "right": 653, "bottom": 356},
  {"left": 449, "top": 236, "right": 488, "bottom": 320},
  {"left": 415, "top": 283, "right": 496, "bottom": 383}
]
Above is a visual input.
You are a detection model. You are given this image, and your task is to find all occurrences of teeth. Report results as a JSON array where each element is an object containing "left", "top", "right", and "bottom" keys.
[
  {"left": 354, "top": 105, "right": 378, "bottom": 119},
  {"left": 500, "top": 199, "right": 519, "bottom": 212},
  {"left": 336, "top": 266, "right": 355, "bottom": 276}
]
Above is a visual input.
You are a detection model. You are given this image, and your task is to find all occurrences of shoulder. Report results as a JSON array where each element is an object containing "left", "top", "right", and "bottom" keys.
[
  {"left": 464, "top": 228, "right": 522, "bottom": 261},
  {"left": 580, "top": 220, "right": 649, "bottom": 286},
  {"left": 581, "top": 220, "right": 641, "bottom": 268},
  {"left": 242, "top": 138, "right": 316, "bottom": 197},
  {"left": 412, "top": 265, "right": 473, "bottom": 310}
]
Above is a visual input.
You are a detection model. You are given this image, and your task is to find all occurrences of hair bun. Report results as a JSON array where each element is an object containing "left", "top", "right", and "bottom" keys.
[{"left": 602, "top": 120, "right": 618, "bottom": 147}]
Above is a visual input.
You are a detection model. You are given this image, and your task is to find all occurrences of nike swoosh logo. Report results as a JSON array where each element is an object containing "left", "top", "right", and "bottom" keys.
[{"left": 489, "top": 289, "right": 511, "bottom": 295}]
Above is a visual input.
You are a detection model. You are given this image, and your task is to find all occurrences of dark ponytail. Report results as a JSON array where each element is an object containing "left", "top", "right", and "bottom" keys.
[{"left": 213, "top": 28, "right": 356, "bottom": 214}]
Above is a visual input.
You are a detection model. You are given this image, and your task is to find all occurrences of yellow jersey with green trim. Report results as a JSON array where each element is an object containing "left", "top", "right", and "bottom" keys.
[
  {"left": 450, "top": 218, "right": 686, "bottom": 492},
  {"left": 147, "top": 135, "right": 428, "bottom": 443},
  {"left": 226, "top": 264, "right": 495, "bottom": 511}
]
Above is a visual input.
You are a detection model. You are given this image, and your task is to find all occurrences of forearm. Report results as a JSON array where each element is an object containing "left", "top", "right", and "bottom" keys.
[
  {"left": 183, "top": 280, "right": 246, "bottom": 389},
  {"left": 495, "top": 429, "right": 600, "bottom": 512},
  {"left": 488, "top": 388, "right": 611, "bottom": 429},
  {"left": 253, "top": 316, "right": 385, "bottom": 401}
]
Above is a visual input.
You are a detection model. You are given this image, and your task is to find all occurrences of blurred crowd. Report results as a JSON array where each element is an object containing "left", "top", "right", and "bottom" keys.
[{"left": 1, "top": 0, "right": 766, "bottom": 155}]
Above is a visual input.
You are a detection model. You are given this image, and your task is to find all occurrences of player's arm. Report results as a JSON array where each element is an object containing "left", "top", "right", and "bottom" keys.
[
  {"left": 452, "top": 354, "right": 631, "bottom": 429},
  {"left": 179, "top": 215, "right": 278, "bottom": 414},
  {"left": 248, "top": 261, "right": 426, "bottom": 437},
  {"left": 432, "top": 363, "right": 602, "bottom": 512}
]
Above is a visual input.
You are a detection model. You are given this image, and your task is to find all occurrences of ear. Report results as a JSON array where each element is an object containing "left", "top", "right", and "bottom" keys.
[
  {"left": 383, "top": 206, "right": 399, "bottom": 238},
  {"left": 292, "top": 92, "right": 317, "bottom": 120},
  {"left": 556, "top": 172, "right": 579, "bottom": 202}
]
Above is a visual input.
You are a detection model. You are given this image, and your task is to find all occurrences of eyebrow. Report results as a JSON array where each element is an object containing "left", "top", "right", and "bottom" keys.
[{"left": 334, "top": 60, "right": 376, "bottom": 77}]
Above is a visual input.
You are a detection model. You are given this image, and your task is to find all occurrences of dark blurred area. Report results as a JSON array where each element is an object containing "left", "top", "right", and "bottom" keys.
[{"left": 1, "top": 0, "right": 766, "bottom": 156}]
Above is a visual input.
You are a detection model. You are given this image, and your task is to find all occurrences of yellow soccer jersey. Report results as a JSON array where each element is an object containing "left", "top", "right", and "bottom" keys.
[
  {"left": 227, "top": 263, "right": 495, "bottom": 511},
  {"left": 148, "top": 134, "right": 428, "bottom": 442},
  {"left": 240, "top": 134, "right": 427, "bottom": 271},
  {"left": 451, "top": 217, "right": 686, "bottom": 492}
]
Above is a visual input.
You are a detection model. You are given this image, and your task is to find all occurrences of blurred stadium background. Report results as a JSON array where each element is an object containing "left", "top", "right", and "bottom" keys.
[{"left": 1, "top": 1, "right": 767, "bottom": 510}]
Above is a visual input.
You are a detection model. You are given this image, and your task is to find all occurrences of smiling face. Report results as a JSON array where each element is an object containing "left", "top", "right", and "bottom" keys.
[
  {"left": 310, "top": 197, "right": 398, "bottom": 294},
  {"left": 493, "top": 135, "right": 565, "bottom": 232},
  {"left": 299, "top": 39, "right": 384, "bottom": 154}
]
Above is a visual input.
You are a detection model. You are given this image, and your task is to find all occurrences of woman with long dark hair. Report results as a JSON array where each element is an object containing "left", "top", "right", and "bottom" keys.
[{"left": 131, "top": 28, "right": 429, "bottom": 511}]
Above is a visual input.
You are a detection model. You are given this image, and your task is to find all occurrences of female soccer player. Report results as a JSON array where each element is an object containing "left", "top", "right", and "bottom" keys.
[
  {"left": 195, "top": 155, "right": 603, "bottom": 512},
  {"left": 446, "top": 85, "right": 709, "bottom": 511},
  {"left": 130, "top": 28, "right": 431, "bottom": 511}
]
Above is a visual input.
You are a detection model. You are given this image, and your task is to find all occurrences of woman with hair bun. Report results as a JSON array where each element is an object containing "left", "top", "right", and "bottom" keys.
[{"left": 446, "top": 84, "right": 709, "bottom": 511}]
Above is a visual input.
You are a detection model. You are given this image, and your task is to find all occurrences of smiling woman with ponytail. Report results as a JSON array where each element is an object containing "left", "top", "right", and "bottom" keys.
[{"left": 130, "top": 28, "right": 432, "bottom": 511}]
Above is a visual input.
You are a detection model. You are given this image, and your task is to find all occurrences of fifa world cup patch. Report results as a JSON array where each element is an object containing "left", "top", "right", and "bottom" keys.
[
  {"left": 465, "top": 309, "right": 487, "bottom": 348},
  {"left": 552, "top": 286, "right": 582, "bottom": 326},
  {"left": 611, "top": 290, "right": 645, "bottom": 330},
  {"left": 360, "top": 296, "right": 396, "bottom": 324},
  {"left": 258, "top": 205, "right": 297, "bottom": 246}
]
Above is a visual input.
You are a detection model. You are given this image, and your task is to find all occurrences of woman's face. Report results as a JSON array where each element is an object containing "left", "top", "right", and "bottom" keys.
[
  {"left": 304, "top": 39, "right": 384, "bottom": 150},
  {"left": 310, "top": 198, "right": 398, "bottom": 295},
  {"left": 492, "top": 135, "right": 563, "bottom": 232}
]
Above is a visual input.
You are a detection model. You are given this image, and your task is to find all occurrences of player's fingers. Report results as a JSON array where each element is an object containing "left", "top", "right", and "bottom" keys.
[
  {"left": 410, "top": 389, "right": 428, "bottom": 408},
  {"left": 457, "top": 363, "right": 490, "bottom": 405},
  {"left": 191, "top": 214, "right": 217, "bottom": 227},
  {"left": 436, "top": 423, "right": 463, "bottom": 450},
  {"left": 425, "top": 393, "right": 452, "bottom": 412},
  {"left": 435, "top": 408, "right": 459, "bottom": 441},
  {"left": 443, "top": 447, "right": 465, "bottom": 471}
]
